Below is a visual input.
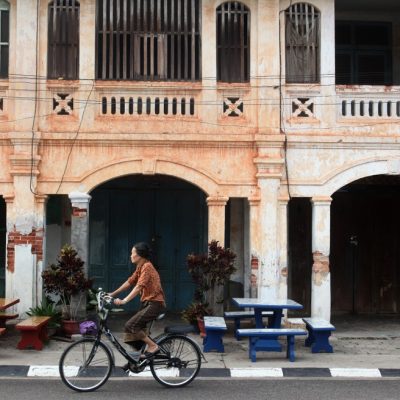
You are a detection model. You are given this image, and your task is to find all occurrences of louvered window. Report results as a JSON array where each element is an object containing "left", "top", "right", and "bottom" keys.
[
  {"left": 216, "top": 2, "right": 250, "bottom": 83},
  {"left": 285, "top": 3, "right": 320, "bottom": 83},
  {"left": 0, "top": 1, "right": 9, "bottom": 79},
  {"left": 48, "top": 0, "right": 80, "bottom": 79},
  {"left": 96, "top": 0, "right": 201, "bottom": 81}
]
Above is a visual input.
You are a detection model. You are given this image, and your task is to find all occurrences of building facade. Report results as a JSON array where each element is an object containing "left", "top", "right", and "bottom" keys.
[{"left": 2, "top": 0, "right": 400, "bottom": 320}]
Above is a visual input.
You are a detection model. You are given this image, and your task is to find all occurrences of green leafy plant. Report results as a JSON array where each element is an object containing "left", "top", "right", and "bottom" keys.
[
  {"left": 26, "top": 298, "right": 62, "bottom": 330},
  {"left": 41, "top": 245, "right": 93, "bottom": 320}
]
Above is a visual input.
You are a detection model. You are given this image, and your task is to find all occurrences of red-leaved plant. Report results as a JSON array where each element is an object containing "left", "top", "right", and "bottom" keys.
[
  {"left": 42, "top": 245, "right": 92, "bottom": 320},
  {"left": 185, "top": 240, "right": 236, "bottom": 316}
]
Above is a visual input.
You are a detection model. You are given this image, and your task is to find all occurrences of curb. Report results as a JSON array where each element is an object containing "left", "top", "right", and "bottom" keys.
[{"left": 1, "top": 366, "right": 400, "bottom": 379}]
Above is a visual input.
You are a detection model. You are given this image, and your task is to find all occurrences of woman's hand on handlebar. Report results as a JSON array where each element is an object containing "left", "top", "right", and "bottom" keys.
[{"left": 114, "top": 298, "right": 127, "bottom": 306}]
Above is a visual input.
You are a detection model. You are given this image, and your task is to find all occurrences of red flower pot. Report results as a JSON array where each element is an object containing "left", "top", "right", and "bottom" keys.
[
  {"left": 197, "top": 317, "right": 206, "bottom": 338},
  {"left": 62, "top": 320, "right": 80, "bottom": 336}
]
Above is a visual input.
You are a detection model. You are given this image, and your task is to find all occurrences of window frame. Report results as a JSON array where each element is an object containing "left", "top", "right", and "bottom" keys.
[
  {"left": 285, "top": 2, "right": 321, "bottom": 84},
  {"left": 0, "top": 0, "right": 9, "bottom": 79},
  {"left": 95, "top": 0, "right": 202, "bottom": 82},
  {"left": 47, "top": 0, "right": 80, "bottom": 80},
  {"left": 335, "top": 20, "right": 393, "bottom": 85},
  {"left": 216, "top": 1, "right": 250, "bottom": 83}
]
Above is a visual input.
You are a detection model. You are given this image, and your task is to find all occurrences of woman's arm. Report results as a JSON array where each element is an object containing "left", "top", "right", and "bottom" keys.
[
  {"left": 108, "top": 280, "right": 131, "bottom": 298},
  {"left": 114, "top": 285, "right": 141, "bottom": 305}
]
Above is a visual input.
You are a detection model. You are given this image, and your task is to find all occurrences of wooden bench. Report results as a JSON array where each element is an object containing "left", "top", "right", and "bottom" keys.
[
  {"left": 0, "top": 312, "right": 19, "bottom": 328},
  {"left": 224, "top": 310, "right": 273, "bottom": 340},
  {"left": 0, "top": 327, "right": 5, "bottom": 336},
  {"left": 237, "top": 328, "right": 307, "bottom": 362},
  {"left": 203, "top": 316, "right": 227, "bottom": 353},
  {"left": 303, "top": 318, "right": 335, "bottom": 353},
  {"left": 15, "top": 316, "right": 51, "bottom": 350}
]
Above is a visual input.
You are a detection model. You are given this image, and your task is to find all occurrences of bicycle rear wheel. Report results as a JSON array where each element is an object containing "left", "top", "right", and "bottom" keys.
[
  {"left": 59, "top": 338, "right": 113, "bottom": 392},
  {"left": 150, "top": 334, "right": 201, "bottom": 388}
]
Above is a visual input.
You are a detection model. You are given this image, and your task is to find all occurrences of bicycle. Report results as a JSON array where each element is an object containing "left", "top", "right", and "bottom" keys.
[{"left": 59, "top": 291, "right": 203, "bottom": 392}]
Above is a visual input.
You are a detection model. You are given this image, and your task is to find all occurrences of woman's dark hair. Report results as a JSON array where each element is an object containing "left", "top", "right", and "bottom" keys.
[{"left": 133, "top": 242, "right": 152, "bottom": 259}]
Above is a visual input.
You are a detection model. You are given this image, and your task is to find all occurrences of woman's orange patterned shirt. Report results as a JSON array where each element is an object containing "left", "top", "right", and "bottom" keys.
[{"left": 128, "top": 261, "right": 165, "bottom": 304}]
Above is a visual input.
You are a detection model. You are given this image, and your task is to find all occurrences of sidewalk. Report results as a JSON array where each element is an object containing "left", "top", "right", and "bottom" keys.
[{"left": 1, "top": 313, "right": 400, "bottom": 378}]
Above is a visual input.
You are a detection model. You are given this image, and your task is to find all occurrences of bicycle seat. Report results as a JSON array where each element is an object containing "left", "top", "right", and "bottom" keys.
[{"left": 156, "top": 313, "right": 166, "bottom": 321}]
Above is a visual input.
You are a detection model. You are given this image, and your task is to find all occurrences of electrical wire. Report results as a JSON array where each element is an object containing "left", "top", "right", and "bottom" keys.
[
  {"left": 29, "top": 0, "right": 40, "bottom": 197},
  {"left": 55, "top": 81, "right": 95, "bottom": 194},
  {"left": 280, "top": 0, "right": 294, "bottom": 201}
]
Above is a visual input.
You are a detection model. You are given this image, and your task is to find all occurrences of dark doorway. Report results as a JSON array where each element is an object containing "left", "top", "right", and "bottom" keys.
[
  {"left": 288, "top": 197, "right": 312, "bottom": 316},
  {"left": 89, "top": 175, "right": 207, "bottom": 312},
  {"left": 331, "top": 175, "right": 400, "bottom": 314}
]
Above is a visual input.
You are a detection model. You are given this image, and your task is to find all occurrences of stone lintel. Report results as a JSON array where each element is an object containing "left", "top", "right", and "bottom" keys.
[
  {"left": 206, "top": 196, "right": 229, "bottom": 207},
  {"left": 311, "top": 196, "right": 332, "bottom": 205},
  {"left": 248, "top": 196, "right": 261, "bottom": 206}
]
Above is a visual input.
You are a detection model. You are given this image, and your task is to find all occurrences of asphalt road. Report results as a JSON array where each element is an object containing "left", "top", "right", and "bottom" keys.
[{"left": 1, "top": 378, "right": 400, "bottom": 400}]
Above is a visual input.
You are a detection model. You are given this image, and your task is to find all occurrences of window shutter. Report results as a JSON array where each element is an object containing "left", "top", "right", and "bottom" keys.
[
  {"left": 285, "top": 3, "right": 320, "bottom": 83},
  {"left": 96, "top": 0, "right": 201, "bottom": 81},
  {"left": 48, "top": 0, "right": 80, "bottom": 80},
  {"left": 217, "top": 2, "right": 250, "bottom": 83}
]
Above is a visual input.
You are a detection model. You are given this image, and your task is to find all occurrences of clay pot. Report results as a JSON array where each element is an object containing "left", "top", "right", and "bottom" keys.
[
  {"left": 62, "top": 319, "right": 80, "bottom": 336},
  {"left": 197, "top": 317, "right": 206, "bottom": 338}
]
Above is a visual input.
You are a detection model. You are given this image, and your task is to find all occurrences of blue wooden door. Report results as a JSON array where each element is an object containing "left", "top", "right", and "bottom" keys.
[{"left": 89, "top": 177, "right": 206, "bottom": 312}]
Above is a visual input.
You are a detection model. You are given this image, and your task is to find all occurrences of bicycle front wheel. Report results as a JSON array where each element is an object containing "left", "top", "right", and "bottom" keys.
[
  {"left": 59, "top": 338, "right": 113, "bottom": 392},
  {"left": 150, "top": 334, "right": 201, "bottom": 388}
]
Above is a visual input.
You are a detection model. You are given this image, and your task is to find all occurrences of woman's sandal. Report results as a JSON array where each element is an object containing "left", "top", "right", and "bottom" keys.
[{"left": 139, "top": 348, "right": 160, "bottom": 359}]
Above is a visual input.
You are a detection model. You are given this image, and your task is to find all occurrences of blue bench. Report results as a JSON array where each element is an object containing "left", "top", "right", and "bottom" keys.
[
  {"left": 203, "top": 316, "right": 227, "bottom": 353},
  {"left": 237, "top": 328, "right": 307, "bottom": 362},
  {"left": 224, "top": 310, "right": 273, "bottom": 340},
  {"left": 303, "top": 318, "right": 335, "bottom": 353}
]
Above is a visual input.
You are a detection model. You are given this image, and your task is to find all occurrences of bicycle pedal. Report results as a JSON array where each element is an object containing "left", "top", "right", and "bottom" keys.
[
  {"left": 121, "top": 363, "right": 131, "bottom": 372},
  {"left": 127, "top": 351, "right": 141, "bottom": 361}
]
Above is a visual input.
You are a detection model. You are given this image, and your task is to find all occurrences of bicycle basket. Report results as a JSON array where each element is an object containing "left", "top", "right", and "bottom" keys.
[{"left": 79, "top": 320, "right": 98, "bottom": 335}]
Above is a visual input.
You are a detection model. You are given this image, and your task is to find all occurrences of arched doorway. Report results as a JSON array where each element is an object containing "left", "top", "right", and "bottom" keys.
[
  {"left": 88, "top": 175, "right": 207, "bottom": 312},
  {"left": 331, "top": 174, "right": 400, "bottom": 314}
]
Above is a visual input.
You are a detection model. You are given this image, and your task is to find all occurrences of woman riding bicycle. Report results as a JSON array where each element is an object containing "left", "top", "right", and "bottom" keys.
[{"left": 108, "top": 242, "right": 166, "bottom": 359}]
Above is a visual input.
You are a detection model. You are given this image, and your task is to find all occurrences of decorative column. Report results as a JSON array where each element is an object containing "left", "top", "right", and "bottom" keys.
[
  {"left": 311, "top": 196, "right": 332, "bottom": 321},
  {"left": 68, "top": 192, "right": 91, "bottom": 271},
  {"left": 248, "top": 196, "right": 261, "bottom": 298},
  {"left": 277, "top": 196, "right": 289, "bottom": 301},
  {"left": 80, "top": 0, "right": 96, "bottom": 80},
  {"left": 254, "top": 156, "right": 284, "bottom": 301},
  {"left": 206, "top": 196, "right": 228, "bottom": 246},
  {"left": 201, "top": 1, "right": 218, "bottom": 123},
  {"left": 5, "top": 133, "right": 44, "bottom": 315},
  {"left": 206, "top": 196, "right": 228, "bottom": 316}
]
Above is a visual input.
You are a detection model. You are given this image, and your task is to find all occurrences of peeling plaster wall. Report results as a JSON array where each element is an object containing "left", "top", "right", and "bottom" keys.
[{"left": 1, "top": 0, "right": 400, "bottom": 317}]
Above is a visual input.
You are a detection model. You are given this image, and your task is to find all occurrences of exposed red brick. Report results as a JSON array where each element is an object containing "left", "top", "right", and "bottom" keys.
[{"left": 7, "top": 228, "right": 44, "bottom": 272}]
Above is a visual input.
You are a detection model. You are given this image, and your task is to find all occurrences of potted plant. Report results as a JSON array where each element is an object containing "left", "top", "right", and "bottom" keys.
[
  {"left": 186, "top": 240, "right": 236, "bottom": 316},
  {"left": 41, "top": 245, "right": 93, "bottom": 336},
  {"left": 181, "top": 302, "right": 212, "bottom": 337},
  {"left": 26, "top": 297, "right": 62, "bottom": 337}
]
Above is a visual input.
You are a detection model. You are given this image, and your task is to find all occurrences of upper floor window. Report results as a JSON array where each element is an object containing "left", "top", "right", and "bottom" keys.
[
  {"left": 48, "top": 0, "right": 80, "bottom": 79},
  {"left": 285, "top": 3, "right": 320, "bottom": 83},
  {"left": 336, "top": 21, "right": 392, "bottom": 85},
  {"left": 216, "top": 2, "right": 250, "bottom": 83},
  {"left": 96, "top": 0, "right": 201, "bottom": 81},
  {"left": 0, "top": 1, "right": 9, "bottom": 79}
]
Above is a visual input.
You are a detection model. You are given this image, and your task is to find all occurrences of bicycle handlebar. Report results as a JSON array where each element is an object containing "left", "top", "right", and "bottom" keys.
[{"left": 96, "top": 290, "right": 115, "bottom": 313}]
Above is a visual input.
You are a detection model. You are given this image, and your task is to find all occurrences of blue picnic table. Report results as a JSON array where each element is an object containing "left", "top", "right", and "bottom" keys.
[{"left": 232, "top": 297, "right": 303, "bottom": 352}]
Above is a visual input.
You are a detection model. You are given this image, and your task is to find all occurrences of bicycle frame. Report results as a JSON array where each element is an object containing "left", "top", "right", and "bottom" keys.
[{"left": 93, "top": 291, "right": 172, "bottom": 370}]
